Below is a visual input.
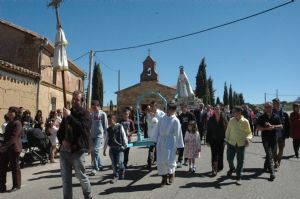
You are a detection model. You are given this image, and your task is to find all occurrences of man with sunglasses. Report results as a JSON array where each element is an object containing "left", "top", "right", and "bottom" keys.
[{"left": 257, "top": 102, "right": 283, "bottom": 181}]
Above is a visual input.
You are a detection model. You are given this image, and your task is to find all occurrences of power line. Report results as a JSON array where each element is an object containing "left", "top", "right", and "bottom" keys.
[
  {"left": 73, "top": 51, "right": 89, "bottom": 61},
  {"left": 94, "top": 0, "right": 294, "bottom": 53},
  {"left": 266, "top": 93, "right": 300, "bottom": 97},
  {"left": 94, "top": 54, "right": 119, "bottom": 72},
  {"left": 73, "top": 0, "right": 294, "bottom": 60}
]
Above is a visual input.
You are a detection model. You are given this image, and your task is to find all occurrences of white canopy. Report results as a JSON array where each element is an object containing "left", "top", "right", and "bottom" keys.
[{"left": 53, "top": 27, "right": 68, "bottom": 71}]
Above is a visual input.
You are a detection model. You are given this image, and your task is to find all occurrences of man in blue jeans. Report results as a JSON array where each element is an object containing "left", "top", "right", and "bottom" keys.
[
  {"left": 57, "top": 91, "right": 92, "bottom": 199},
  {"left": 90, "top": 100, "right": 108, "bottom": 175},
  {"left": 225, "top": 106, "right": 252, "bottom": 185}
]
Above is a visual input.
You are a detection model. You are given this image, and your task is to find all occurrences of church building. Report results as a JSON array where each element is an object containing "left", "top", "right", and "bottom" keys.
[{"left": 116, "top": 55, "right": 176, "bottom": 115}]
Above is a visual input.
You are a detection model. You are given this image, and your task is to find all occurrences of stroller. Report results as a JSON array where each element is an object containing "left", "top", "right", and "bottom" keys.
[{"left": 20, "top": 128, "right": 50, "bottom": 167}]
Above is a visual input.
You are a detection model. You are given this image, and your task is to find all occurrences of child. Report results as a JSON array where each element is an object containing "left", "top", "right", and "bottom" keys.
[
  {"left": 46, "top": 118, "right": 59, "bottom": 163},
  {"left": 119, "top": 109, "right": 135, "bottom": 168},
  {"left": 184, "top": 120, "right": 201, "bottom": 173},
  {"left": 103, "top": 114, "right": 128, "bottom": 183}
]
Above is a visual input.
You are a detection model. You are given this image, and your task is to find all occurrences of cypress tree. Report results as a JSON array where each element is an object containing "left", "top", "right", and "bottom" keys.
[
  {"left": 109, "top": 100, "right": 113, "bottom": 113},
  {"left": 195, "top": 58, "right": 207, "bottom": 103},
  {"left": 207, "top": 76, "right": 215, "bottom": 106},
  {"left": 223, "top": 82, "right": 229, "bottom": 106},
  {"left": 216, "top": 97, "right": 221, "bottom": 105},
  {"left": 233, "top": 91, "right": 238, "bottom": 106},
  {"left": 92, "top": 62, "right": 104, "bottom": 108},
  {"left": 205, "top": 86, "right": 211, "bottom": 105},
  {"left": 239, "top": 93, "right": 245, "bottom": 105},
  {"left": 229, "top": 84, "right": 233, "bottom": 109}
]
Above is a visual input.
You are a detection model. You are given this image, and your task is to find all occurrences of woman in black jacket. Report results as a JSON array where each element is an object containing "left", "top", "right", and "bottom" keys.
[
  {"left": 206, "top": 105, "right": 228, "bottom": 177},
  {"left": 0, "top": 107, "right": 23, "bottom": 193}
]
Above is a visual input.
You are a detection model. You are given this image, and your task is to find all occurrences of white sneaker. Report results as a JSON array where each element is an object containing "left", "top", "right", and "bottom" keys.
[{"left": 90, "top": 170, "right": 97, "bottom": 176}]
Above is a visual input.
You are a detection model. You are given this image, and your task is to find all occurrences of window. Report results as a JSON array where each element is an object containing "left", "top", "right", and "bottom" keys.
[
  {"left": 53, "top": 70, "right": 57, "bottom": 85},
  {"left": 78, "top": 79, "right": 81, "bottom": 91},
  {"left": 51, "top": 97, "right": 56, "bottom": 111}
]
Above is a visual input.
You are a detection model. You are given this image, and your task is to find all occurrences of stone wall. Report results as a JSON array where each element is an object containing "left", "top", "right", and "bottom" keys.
[
  {"left": 0, "top": 23, "right": 39, "bottom": 72},
  {"left": 38, "top": 83, "right": 73, "bottom": 119},
  {"left": 41, "top": 67, "right": 83, "bottom": 92},
  {"left": 0, "top": 75, "right": 37, "bottom": 126},
  {"left": 117, "top": 81, "right": 176, "bottom": 116}
]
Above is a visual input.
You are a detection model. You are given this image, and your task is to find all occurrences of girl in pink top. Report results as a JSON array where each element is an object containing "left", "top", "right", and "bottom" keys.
[{"left": 184, "top": 121, "right": 201, "bottom": 173}]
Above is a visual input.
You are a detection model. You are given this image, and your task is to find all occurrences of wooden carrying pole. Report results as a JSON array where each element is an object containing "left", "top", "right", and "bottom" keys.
[
  {"left": 61, "top": 71, "right": 67, "bottom": 107},
  {"left": 49, "top": 1, "right": 67, "bottom": 108}
]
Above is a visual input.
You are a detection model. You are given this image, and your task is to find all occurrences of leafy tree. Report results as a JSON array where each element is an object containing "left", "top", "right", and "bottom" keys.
[
  {"left": 92, "top": 62, "right": 103, "bottom": 108},
  {"left": 223, "top": 82, "right": 229, "bottom": 106}
]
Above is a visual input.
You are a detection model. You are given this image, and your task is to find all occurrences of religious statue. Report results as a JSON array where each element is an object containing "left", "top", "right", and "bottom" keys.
[{"left": 175, "top": 66, "right": 195, "bottom": 98}]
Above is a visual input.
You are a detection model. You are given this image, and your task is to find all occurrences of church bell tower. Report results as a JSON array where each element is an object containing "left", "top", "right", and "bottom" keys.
[{"left": 140, "top": 55, "right": 159, "bottom": 82}]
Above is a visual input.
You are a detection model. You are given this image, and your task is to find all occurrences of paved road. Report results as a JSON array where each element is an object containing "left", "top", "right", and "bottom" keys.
[{"left": 2, "top": 136, "right": 300, "bottom": 199}]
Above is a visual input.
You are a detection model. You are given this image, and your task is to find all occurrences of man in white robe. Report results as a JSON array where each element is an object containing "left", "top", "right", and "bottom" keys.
[
  {"left": 155, "top": 100, "right": 184, "bottom": 186},
  {"left": 146, "top": 101, "right": 165, "bottom": 169}
]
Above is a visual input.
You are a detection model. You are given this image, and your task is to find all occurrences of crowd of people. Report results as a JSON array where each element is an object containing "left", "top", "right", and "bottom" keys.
[{"left": 0, "top": 91, "right": 300, "bottom": 199}]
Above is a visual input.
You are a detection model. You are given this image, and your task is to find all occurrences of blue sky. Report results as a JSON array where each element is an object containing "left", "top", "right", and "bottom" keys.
[{"left": 1, "top": 0, "right": 299, "bottom": 106}]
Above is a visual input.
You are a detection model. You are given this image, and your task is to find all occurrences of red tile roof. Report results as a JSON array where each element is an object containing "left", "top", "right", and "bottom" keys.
[{"left": 0, "top": 60, "right": 41, "bottom": 79}]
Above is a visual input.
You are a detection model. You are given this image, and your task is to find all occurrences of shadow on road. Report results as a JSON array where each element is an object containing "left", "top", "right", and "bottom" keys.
[
  {"left": 180, "top": 175, "right": 235, "bottom": 189},
  {"left": 32, "top": 169, "right": 61, "bottom": 175},
  {"left": 175, "top": 170, "right": 211, "bottom": 178},
  {"left": 282, "top": 155, "right": 296, "bottom": 160},
  {"left": 99, "top": 183, "right": 161, "bottom": 195},
  {"left": 28, "top": 174, "right": 62, "bottom": 181},
  {"left": 99, "top": 165, "right": 159, "bottom": 195},
  {"left": 46, "top": 165, "right": 157, "bottom": 193},
  {"left": 241, "top": 168, "right": 268, "bottom": 181},
  {"left": 180, "top": 167, "right": 267, "bottom": 189}
]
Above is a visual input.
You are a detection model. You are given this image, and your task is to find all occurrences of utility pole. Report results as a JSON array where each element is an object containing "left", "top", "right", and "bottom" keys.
[
  {"left": 264, "top": 92, "right": 266, "bottom": 103},
  {"left": 276, "top": 89, "right": 278, "bottom": 99},
  {"left": 87, "top": 50, "right": 94, "bottom": 110}
]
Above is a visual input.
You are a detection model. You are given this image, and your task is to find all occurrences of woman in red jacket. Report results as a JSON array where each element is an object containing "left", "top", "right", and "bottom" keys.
[
  {"left": 290, "top": 103, "right": 300, "bottom": 158},
  {"left": 0, "top": 107, "right": 23, "bottom": 193}
]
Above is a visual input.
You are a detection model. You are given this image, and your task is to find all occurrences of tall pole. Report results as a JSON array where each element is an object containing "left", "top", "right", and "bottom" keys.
[
  {"left": 48, "top": 0, "right": 67, "bottom": 107},
  {"left": 264, "top": 92, "right": 266, "bottom": 103},
  {"left": 87, "top": 50, "right": 94, "bottom": 110},
  {"left": 118, "top": 70, "right": 120, "bottom": 91},
  {"left": 276, "top": 89, "right": 278, "bottom": 99}
]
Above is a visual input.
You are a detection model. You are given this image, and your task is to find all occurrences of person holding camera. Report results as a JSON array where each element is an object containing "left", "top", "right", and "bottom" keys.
[{"left": 103, "top": 114, "right": 128, "bottom": 184}]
